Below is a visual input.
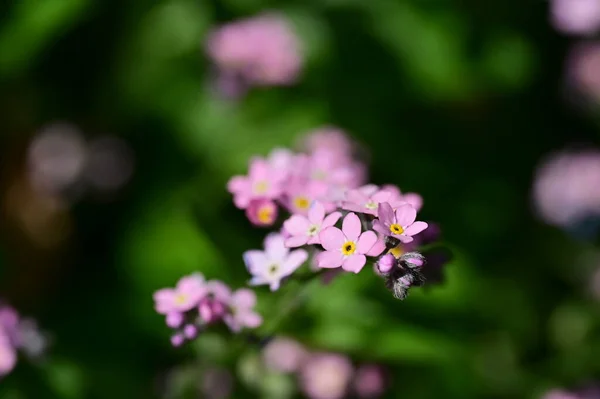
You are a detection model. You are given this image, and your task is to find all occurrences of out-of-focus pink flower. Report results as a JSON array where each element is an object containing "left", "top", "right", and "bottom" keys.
[
  {"left": 283, "top": 178, "right": 330, "bottom": 215},
  {"left": 533, "top": 148, "right": 600, "bottom": 227},
  {"left": 0, "top": 336, "right": 16, "bottom": 377},
  {"left": 228, "top": 158, "right": 286, "bottom": 209},
  {"left": 27, "top": 123, "right": 87, "bottom": 195},
  {"left": 206, "top": 13, "right": 302, "bottom": 92},
  {"left": 373, "top": 203, "right": 428, "bottom": 243},
  {"left": 200, "top": 367, "right": 234, "bottom": 399},
  {"left": 317, "top": 213, "right": 378, "bottom": 273},
  {"left": 223, "top": 289, "right": 263, "bottom": 332},
  {"left": 262, "top": 337, "right": 308, "bottom": 373},
  {"left": 341, "top": 186, "right": 401, "bottom": 216},
  {"left": 300, "top": 127, "right": 355, "bottom": 163},
  {"left": 153, "top": 274, "right": 207, "bottom": 314},
  {"left": 246, "top": 199, "right": 278, "bottom": 227},
  {"left": 244, "top": 233, "right": 308, "bottom": 290},
  {"left": 283, "top": 201, "right": 341, "bottom": 247},
  {"left": 541, "top": 389, "right": 581, "bottom": 399},
  {"left": 551, "top": 0, "right": 600, "bottom": 36},
  {"left": 380, "top": 184, "right": 423, "bottom": 211},
  {"left": 566, "top": 42, "right": 600, "bottom": 103},
  {"left": 300, "top": 353, "right": 353, "bottom": 399},
  {"left": 353, "top": 364, "right": 387, "bottom": 399}
]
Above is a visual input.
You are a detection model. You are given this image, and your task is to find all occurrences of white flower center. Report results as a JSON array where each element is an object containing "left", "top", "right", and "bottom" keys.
[
  {"left": 267, "top": 264, "right": 280, "bottom": 277},
  {"left": 307, "top": 224, "right": 319, "bottom": 236},
  {"left": 365, "top": 200, "right": 378, "bottom": 210}
]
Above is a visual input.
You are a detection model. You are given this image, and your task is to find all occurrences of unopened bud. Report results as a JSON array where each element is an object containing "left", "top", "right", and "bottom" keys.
[
  {"left": 399, "top": 252, "right": 425, "bottom": 269},
  {"left": 377, "top": 254, "right": 395, "bottom": 274}
]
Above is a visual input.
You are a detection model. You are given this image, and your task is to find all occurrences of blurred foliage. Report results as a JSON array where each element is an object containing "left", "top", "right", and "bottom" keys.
[{"left": 0, "top": 0, "right": 599, "bottom": 398}]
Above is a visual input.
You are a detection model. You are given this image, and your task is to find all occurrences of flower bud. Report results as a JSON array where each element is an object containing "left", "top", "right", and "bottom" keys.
[
  {"left": 170, "top": 334, "right": 185, "bottom": 347},
  {"left": 246, "top": 199, "right": 278, "bottom": 227},
  {"left": 166, "top": 312, "right": 184, "bottom": 328},
  {"left": 377, "top": 254, "right": 395, "bottom": 274},
  {"left": 183, "top": 324, "right": 198, "bottom": 339},
  {"left": 399, "top": 252, "right": 425, "bottom": 269}
]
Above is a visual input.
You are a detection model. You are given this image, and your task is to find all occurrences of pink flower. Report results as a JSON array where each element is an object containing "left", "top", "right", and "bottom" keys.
[
  {"left": 227, "top": 158, "right": 285, "bottom": 209},
  {"left": 283, "top": 201, "right": 342, "bottom": 247},
  {"left": 317, "top": 213, "right": 378, "bottom": 273},
  {"left": 541, "top": 390, "right": 581, "bottom": 399},
  {"left": 566, "top": 42, "right": 600, "bottom": 104},
  {"left": 373, "top": 203, "right": 428, "bottom": 243},
  {"left": 245, "top": 199, "right": 278, "bottom": 227},
  {"left": 380, "top": 184, "right": 423, "bottom": 211},
  {"left": 0, "top": 336, "right": 16, "bottom": 377},
  {"left": 353, "top": 364, "right": 387, "bottom": 399},
  {"left": 223, "top": 288, "right": 262, "bottom": 332},
  {"left": 206, "top": 13, "right": 302, "bottom": 89},
  {"left": 262, "top": 337, "right": 308, "bottom": 373},
  {"left": 551, "top": 0, "right": 600, "bottom": 35},
  {"left": 299, "top": 353, "right": 353, "bottom": 399},
  {"left": 300, "top": 126, "right": 355, "bottom": 160},
  {"left": 153, "top": 273, "right": 207, "bottom": 314},
  {"left": 244, "top": 233, "right": 308, "bottom": 290},
  {"left": 283, "top": 178, "right": 331, "bottom": 215},
  {"left": 296, "top": 151, "right": 356, "bottom": 189},
  {"left": 341, "top": 186, "right": 401, "bottom": 216}
]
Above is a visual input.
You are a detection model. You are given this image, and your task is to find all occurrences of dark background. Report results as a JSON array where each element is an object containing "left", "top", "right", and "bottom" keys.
[{"left": 1, "top": 0, "right": 599, "bottom": 398}]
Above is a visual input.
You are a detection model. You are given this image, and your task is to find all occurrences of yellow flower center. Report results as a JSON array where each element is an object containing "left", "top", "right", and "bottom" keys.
[
  {"left": 389, "top": 224, "right": 404, "bottom": 235},
  {"left": 257, "top": 206, "right": 274, "bottom": 224},
  {"left": 388, "top": 245, "right": 404, "bottom": 259},
  {"left": 254, "top": 181, "right": 269, "bottom": 194},
  {"left": 174, "top": 293, "right": 187, "bottom": 305},
  {"left": 365, "top": 200, "right": 378, "bottom": 210},
  {"left": 341, "top": 241, "right": 356, "bottom": 256},
  {"left": 293, "top": 196, "right": 310, "bottom": 210}
]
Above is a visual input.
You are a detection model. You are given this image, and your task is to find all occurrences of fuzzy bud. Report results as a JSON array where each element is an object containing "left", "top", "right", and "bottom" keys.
[
  {"left": 399, "top": 252, "right": 425, "bottom": 269},
  {"left": 377, "top": 254, "right": 395, "bottom": 274}
]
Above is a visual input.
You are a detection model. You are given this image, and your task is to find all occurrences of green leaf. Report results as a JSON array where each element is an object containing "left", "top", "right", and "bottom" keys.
[{"left": 44, "top": 358, "right": 86, "bottom": 399}]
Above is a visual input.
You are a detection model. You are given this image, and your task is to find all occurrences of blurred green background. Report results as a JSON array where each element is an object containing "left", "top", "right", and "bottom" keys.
[{"left": 1, "top": 0, "right": 599, "bottom": 398}]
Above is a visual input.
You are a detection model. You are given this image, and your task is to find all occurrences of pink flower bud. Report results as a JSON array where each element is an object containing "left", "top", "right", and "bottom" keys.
[
  {"left": 199, "top": 300, "right": 213, "bottom": 323},
  {"left": 377, "top": 254, "right": 395, "bottom": 274},
  {"left": 246, "top": 199, "right": 278, "bottom": 227},
  {"left": 183, "top": 324, "right": 198, "bottom": 339},
  {"left": 166, "top": 312, "right": 183, "bottom": 328},
  {"left": 170, "top": 334, "right": 185, "bottom": 347}
]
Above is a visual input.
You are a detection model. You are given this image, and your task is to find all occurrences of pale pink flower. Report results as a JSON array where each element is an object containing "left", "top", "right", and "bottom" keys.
[
  {"left": 262, "top": 337, "right": 308, "bottom": 373},
  {"left": 223, "top": 289, "right": 263, "bottom": 332},
  {"left": 283, "top": 201, "right": 341, "bottom": 247},
  {"left": 206, "top": 13, "right": 302, "bottom": 89},
  {"left": 317, "top": 213, "right": 378, "bottom": 273},
  {"left": 0, "top": 336, "right": 16, "bottom": 377},
  {"left": 373, "top": 203, "right": 428, "bottom": 243},
  {"left": 341, "top": 186, "right": 401, "bottom": 216},
  {"left": 153, "top": 273, "right": 207, "bottom": 314},
  {"left": 300, "top": 126, "right": 355, "bottom": 161},
  {"left": 566, "top": 42, "right": 600, "bottom": 103},
  {"left": 295, "top": 151, "right": 356, "bottom": 189},
  {"left": 380, "top": 184, "right": 423, "bottom": 211},
  {"left": 551, "top": 0, "right": 600, "bottom": 35},
  {"left": 246, "top": 199, "right": 278, "bottom": 227},
  {"left": 283, "top": 178, "right": 330, "bottom": 215},
  {"left": 300, "top": 353, "right": 353, "bottom": 399},
  {"left": 227, "top": 158, "right": 286, "bottom": 209},
  {"left": 541, "top": 390, "right": 581, "bottom": 399},
  {"left": 244, "top": 233, "right": 308, "bottom": 290}
]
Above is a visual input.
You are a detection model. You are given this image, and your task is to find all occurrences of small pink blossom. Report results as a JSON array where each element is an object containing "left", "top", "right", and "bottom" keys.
[
  {"left": 227, "top": 158, "right": 286, "bottom": 209},
  {"left": 317, "top": 212, "right": 378, "bottom": 273},
  {"left": 283, "top": 201, "right": 342, "bottom": 247},
  {"left": 300, "top": 126, "right": 355, "bottom": 160},
  {"left": 300, "top": 353, "right": 353, "bottom": 399},
  {"left": 373, "top": 203, "right": 428, "bottom": 243},
  {"left": 153, "top": 273, "right": 207, "bottom": 314},
  {"left": 206, "top": 13, "right": 302, "bottom": 89},
  {"left": 262, "top": 337, "right": 308, "bottom": 373},
  {"left": 244, "top": 233, "right": 308, "bottom": 290},
  {"left": 283, "top": 178, "right": 331, "bottom": 215},
  {"left": 380, "top": 184, "right": 423, "bottom": 211},
  {"left": 246, "top": 198, "right": 278, "bottom": 227},
  {"left": 551, "top": 0, "right": 600, "bottom": 35},
  {"left": 223, "top": 288, "right": 263, "bottom": 332},
  {"left": 341, "top": 186, "right": 402, "bottom": 216}
]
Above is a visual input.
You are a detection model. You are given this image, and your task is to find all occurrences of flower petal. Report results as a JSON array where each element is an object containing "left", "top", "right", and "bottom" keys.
[
  {"left": 227, "top": 176, "right": 248, "bottom": 193},
  {"left": 319, "top": 227, "right": 345, "bottom": 251},
  {"left": 307, "top": 201, "right": 326, "bottom": 224},
  {"left": 285, "top": 235, "right": 309, "bottom": 248},
  {"left": 342, "top": 254, "right": 366, "bottom": 273},
  {"left": 282, "top": 249, "right": 309, "bottom": 274},
  {"left": 395, "top": 204, "right": 417, "bottom": 226},
  {"left": 321, "top": 211, "right": 342, "bottom": 228},
  {"left": 316, "top": 250, "right": 344, "bottom": 268},
  {"left": 403, "top": 221, "right": 429, "bottom": 236},
  {"left": 356, "top": 230, "right": 378, "bottom": 254},
  {"left": 241, "top": 311, "right": 263, "bottom": 328},
  {"left": 264, "top": 233, "right": 289, "bottom": 261},
  {"left": 232, "top": 288, "right": 256, "bottom": 308},
  {"left": 403, "top": 193, "right": 423, "bottom": 211},
  {"left": 243, "top": 250, "right": 269, "bottom": 273},
  {"left": 283, "top": 215, "right": 310, "bottom": 236},
  {"left": 342, "top": 212, "right": 362, "bottom": 241},
  {"left": 377, "top": 202, "right": 395, "bottom": 225},
  {"left": 366, "top": 237, "right": 386, "bottom": 257},
  {"left": 398, "top": 235, "right": 414, "bottom": 243},
  {"left": 372, "top": 220, "right": 389, "bottom": 236},
  {"left": 206, "top": 281, "right": 231, "bottom": 301},
  {"left": 248, "top": 158, "right": 269, "bottom": 180}
]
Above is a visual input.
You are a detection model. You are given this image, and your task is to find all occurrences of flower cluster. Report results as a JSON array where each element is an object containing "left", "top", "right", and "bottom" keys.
[
  {"left": 233, "top": 127, "right": 441, "bottom": 299},
  {"left": 153, "top": 273, "right": 262, "bottom": 346},
  {"left": 0, "top": 304, "right": 47, "bottom": 377},
  {"left": 205, "top": 12, "right": 302, "bottom": 97},
  {"left": 262, "top": 337, "right": 387, "bottom": 399}
]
